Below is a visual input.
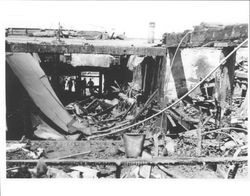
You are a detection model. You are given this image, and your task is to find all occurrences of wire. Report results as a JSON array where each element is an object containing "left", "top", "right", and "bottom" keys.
[
  {"left": 201, "top": 127, "right": 248, "bottom": 135},
  {"left": 169, "top": 30, "right": 193, "bottom": 69},
  {"left": 89, "top": 31, "right": 193, "bottom": 137},
  {"left": 88, "top": 38, "right": 248, "bottom": 139},
  {"left": 164, "top": 30, "right": 193, "bottom": 97}
]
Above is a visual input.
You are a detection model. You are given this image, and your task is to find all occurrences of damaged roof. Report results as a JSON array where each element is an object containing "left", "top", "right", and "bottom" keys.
[
  {"left": 6, "top": 36, "right": 166, "bottom": 56},
  {"left": 162, "top": 23, "right": 248, "bottom": 47}
]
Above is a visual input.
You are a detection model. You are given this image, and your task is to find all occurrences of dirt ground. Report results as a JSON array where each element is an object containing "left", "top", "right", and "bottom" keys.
[{"left": 6, "top": 140, "right": 248, "bottom": 178}]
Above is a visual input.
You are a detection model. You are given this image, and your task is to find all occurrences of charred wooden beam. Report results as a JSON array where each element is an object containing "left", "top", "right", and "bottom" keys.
[
  {"left": 214, "top": 47, "right": 236, "bottom": 126},
  {"left": 168, "top": 47, "right": 189, "bottom": 98},
  {"left": 133, "top": 89, "right": 159, "bottom": 123},
  {"left": 120, "top": 102, "right": 136, "bottom": 121},
  {"left": 222, "top": 47, "right": 237, "bottom": 94},
  {"left": 166, "top": 109, "right": 194, "bottom": 131},
  {"left": 93, "top": 104, "right": 117, "bottom": 118},
  {"left": 158, "top": 56, "right": 167, "bottom": 102},
  {"left": 85, "top": 99, "right": 98, "bottom": 111},
  {"left": 6, "top": 40, "right": 166, "bottom": 56}
]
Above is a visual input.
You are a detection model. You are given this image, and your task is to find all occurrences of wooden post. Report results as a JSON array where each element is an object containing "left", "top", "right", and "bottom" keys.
[
  {"left": 158, "top": 56, "right": 168, "bottom": 134},
  {"left": 115, "top": 164, "right": 122, "bottom": 178},
  {"left": 168, "top": 47, "right": 188, "bottom": 98},
  {"left": 196, "top": 114, "right": 202, "bottom": 156},
  {"left": 99, "top": 72, "right": 102, "bottom": 95},
  {"left": 215, "top": 47, "right": 236, "bottom": 127},
  {"left": 150, "top": 58, "right": 156, "bottom": 95},
  {"left": 153, "top": 56, "right": 161, "bottom": 95},
  {"left": 158, "top": 56, "right": 167, "bottom": 104}
]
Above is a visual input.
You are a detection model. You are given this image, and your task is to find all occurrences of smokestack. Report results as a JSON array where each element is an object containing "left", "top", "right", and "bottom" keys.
[{"left": 148, "top": 22, "right": 155, "bottom": 44}]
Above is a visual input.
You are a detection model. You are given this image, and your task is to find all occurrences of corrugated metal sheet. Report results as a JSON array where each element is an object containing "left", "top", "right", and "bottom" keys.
[{"left": 6, "top": 53, "right": 73, "bottom": 132}]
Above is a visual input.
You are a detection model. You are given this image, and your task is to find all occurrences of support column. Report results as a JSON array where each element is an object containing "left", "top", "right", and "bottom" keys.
[
  {"left": 158, "top": 56, "right": 168, "bottom": 134},
  {"left": 158, "top": 56, "right": 166, "bottom": 104},
  {"left": 215, "top": 47, "right": 236, "bottom": 126},
  {"left": 168, "top": 48, "right": 188, "bottom": 98},
  {"left": 115, "top": 164, "right": 122, "bottom": 178}
]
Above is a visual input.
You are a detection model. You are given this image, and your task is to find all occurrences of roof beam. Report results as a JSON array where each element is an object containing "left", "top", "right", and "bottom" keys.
[{"left": 6, "top": 41, "right": 166, "bottom": 56}]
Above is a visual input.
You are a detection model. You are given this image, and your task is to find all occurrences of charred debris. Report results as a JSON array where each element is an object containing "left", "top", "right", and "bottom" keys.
[{"left": 6, "top": 23, "right": 248, "bottom": 178}]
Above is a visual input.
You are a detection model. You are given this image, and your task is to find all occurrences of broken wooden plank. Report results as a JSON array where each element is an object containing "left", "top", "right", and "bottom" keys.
[
  {"left": 133, "top": 89, "right": 159, "bottom": 122},
  {"left": 85, "top": 99, "right": 99, "bottom": 111},
  {"left": 166, "top": 114, "right": 176, "bottom": 127},
  {"left": 93, "top": 104, "right": 117, "bottom": 118},
  {"left": 120, "top": 102, "right": 136, "bottom": 121},
  {"left": 77, "top": 97, "right": 92, "bottom": 106},
  {"left": 97, "top": 116, "right": 123, "bottom": 124},
  {"left": 166, "top": 109, "right": 193, "bottom": 131},
  {"left": 227, "top": 163, "right": 240, "bottom": 179},
  {"left": 86, "top": 120, "right": 131, "bottom": 140}
]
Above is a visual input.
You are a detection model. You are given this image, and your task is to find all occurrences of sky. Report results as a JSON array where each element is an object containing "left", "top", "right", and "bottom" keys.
[{"left": 1, "top": 1, "right": 249, "bottom": 38}]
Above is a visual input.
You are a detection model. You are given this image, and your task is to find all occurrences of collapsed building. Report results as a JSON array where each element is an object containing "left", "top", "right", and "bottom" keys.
[{"left": 5, "top": 23, "right": 248, "bottom": 178}]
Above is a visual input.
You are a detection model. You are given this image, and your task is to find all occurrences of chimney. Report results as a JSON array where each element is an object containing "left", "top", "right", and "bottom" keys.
[{"left": 148, "top": 22, "right": 155, "bottom": 44}]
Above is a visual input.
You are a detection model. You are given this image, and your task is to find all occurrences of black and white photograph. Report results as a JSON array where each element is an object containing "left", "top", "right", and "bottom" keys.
[{"left": 0, "top": 0, "right": 249, "bottom": 195}]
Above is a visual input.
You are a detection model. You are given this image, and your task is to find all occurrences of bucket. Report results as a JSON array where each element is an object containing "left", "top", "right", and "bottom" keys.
[{"left": 123, "top": 133, "right": 146, "bottom": 158}]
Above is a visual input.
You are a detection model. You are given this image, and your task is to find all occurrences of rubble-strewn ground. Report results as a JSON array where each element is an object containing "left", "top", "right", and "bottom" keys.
[
  {"left": 6, "top": 139, "right": 248, "bottom": 178},
  {"left": 6, "top": 50, "right": 248, "bottom": 179}
]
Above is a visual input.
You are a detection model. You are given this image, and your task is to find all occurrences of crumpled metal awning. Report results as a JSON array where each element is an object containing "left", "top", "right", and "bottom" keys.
[{"left": 6, "top": 53, "right": 90, "bottom": 135}]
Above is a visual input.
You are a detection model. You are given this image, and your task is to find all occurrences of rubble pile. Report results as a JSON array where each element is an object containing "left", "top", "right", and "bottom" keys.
[
  {"left": 59, "top": 87, "right": 159, "bottom": 139},
  {"left": 5, "top": 26, "right": 248, "bottom": 178},
  {"left": 7, "top": 56, "right": 248, "bottom": 177}
]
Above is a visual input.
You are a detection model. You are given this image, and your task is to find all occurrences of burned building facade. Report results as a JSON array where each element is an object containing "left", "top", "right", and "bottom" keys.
[{"left": 5, "top": 23, "right": 248, "bottom": 179}]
